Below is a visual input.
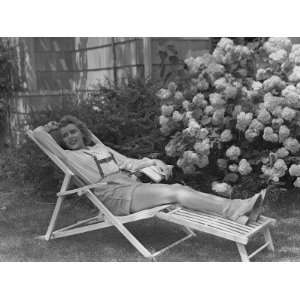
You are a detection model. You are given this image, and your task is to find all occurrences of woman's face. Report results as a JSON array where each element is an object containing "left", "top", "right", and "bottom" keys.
[{"left": 60, "top": 123, "right": 85, "bottom": 150}]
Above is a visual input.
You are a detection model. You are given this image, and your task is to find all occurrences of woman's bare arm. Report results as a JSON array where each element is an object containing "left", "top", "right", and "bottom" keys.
[{"left": 32, "top": 123, "right": 67, "bottom": 161}]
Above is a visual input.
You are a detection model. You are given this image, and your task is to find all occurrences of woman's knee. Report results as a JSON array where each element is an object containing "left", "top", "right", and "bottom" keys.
[{"left": 168, "top": 184, "right": 191, "bottom": 203}]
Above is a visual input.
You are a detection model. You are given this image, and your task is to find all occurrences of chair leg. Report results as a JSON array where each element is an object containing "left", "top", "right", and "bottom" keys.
[
  {"left": 45, "top": 174, "right": 72, "bottom": 240},
  {"left": 236, "top": 243, "right": 250, "bottom": 262},
  {"left": 45, "top": 196, "right": 64, "bottom": 240},
  {"left": 263, "top": 227, "right": 275, "bottom": 252}
]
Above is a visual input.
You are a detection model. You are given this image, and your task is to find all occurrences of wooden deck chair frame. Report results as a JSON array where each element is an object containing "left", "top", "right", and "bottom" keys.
[
  {"left": 27, "top": 130, "right": 195, "bottom": 260},
  {"left": 27, "top": 129, "right": 276, "bottom": 262}
]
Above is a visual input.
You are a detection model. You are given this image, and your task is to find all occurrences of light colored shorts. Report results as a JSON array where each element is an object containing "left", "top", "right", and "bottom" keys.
[{"left": 94, "top": 172, "right": 147, "bottom": 216}]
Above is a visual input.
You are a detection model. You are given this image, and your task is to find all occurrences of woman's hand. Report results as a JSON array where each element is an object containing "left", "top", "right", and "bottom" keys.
[
  {"left": 44, "top": 121, "right": 59, "bottom": 133},
  {"left": 119, "top": 160, "right": 136, "bottom": 173}
]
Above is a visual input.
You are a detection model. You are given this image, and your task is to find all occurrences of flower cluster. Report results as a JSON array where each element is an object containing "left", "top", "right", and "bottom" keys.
[{"left": 156, "top": 37, "right": 300, "bottom": 195}]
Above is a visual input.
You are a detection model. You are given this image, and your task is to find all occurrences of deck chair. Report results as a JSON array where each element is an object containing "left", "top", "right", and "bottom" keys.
[{"left": 27, "top": 129, "right": 276, "bottom": 262}]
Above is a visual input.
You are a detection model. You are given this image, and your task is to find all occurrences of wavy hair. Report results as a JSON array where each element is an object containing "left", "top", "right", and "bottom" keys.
[{"left": 58, "top": 115, "right": 94, "bottom": 148}]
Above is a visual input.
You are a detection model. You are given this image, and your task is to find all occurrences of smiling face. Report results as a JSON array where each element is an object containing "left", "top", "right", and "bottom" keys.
[{"left": 60, "top": 123, "right": 85, "bottom": 150}]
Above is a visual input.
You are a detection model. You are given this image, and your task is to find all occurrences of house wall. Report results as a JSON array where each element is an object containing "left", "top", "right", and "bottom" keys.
[
  {"left": 33, "top": 37, "right": 144, "bottom": 90},
  {"left": 8, "top": 37, "right": 212, "bottom": 144}
]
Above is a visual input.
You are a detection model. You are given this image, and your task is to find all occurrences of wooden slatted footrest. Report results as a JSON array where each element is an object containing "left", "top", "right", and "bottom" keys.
[{"left": 156, "top": 208, "right": 276, "bottom": 262}]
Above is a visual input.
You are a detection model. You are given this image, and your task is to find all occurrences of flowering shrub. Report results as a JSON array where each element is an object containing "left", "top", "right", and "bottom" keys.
[{"left": 157, "top": 37, "right": 300, "bottom": 195}]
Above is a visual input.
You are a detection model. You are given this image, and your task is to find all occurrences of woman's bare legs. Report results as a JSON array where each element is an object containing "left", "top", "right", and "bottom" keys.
[{"left": 131, "top": 183, "right": 259, "bottom": 222}]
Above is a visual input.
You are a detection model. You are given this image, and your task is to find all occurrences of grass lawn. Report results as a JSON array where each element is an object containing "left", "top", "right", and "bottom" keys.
[{"left": 1, "top": 178, "right": 300, "bottom": 262}]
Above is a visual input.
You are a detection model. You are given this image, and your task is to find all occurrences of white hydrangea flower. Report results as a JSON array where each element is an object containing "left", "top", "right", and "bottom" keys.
[
  {"left": 197, "top": 78, "right": 210, "bottom": 91},
  {"left": 223, "top": 85, "right": 238, "bottom": 100},
  {"left": 238, "top": 159, "right": 252, "bottom": 176},
  {"left": 206, "top": 63, "right": 226, "bottom": 81},
  {"left": 281, "top": 107, "right": 296, "bottom": 121},
  {"left": 257, "top": 108, "right": 272, "bottom": 124},
  {"left": 182, "top": 150, "right": 199, "bottom": 164},
  {"left": 263, "top": 37, "right": 292, "bottom": 54},
  {"left": 293, "top": 178, "right": 300, "bottom": 188},
  {"left": 228, "top": 164, "right": 239, "bottom": 173},
  {"left": 192, "top": 93, "right": 207, "bottom": 107},
  {"left": 272, "top": 118, "right": 284, "bottom": 130},
  {"left": 220, "top": 129, "right": 233, "bottom": 142},
  {"left": 288, "top": 66, "right": 300, "bottom": 83},
  {"left": 184, "top": 55, "right": 213, "bottom": 75},
  {"left": 282, "top": 85, "right": 300, "bottom": 109},
  {"left": 217, "top": 38, "right": 235, "bottom": 51},
  {"left": 272, "top": 106, "right": 283, "bottom": 118},
  {"left": 273, "top": 159, "right": 288, "bottom": 177},
  {"left": 249, "top": 118, "right": 265, "bottom": 132},
  {"left": 182, "top": 100, "right": 191, "bottom": 111},
  {"left": 196, "top": 128, "right": 209, "bottom": 140},
  {"left": 183, "top": 112, "right": 192, "bottom": 122},
  {"left": 234, "top": 45, "right": 251, "bottom": 58},
  {"left": 291, "top": 44, "right": 300, "bottom": 53},
  {"left": 226, "top": 146, "right": 241, "bottom": 161},
  {"left": 159, "top": 115, "right": 169, "bottom": 126},
  {"left": 269, "top": 49, "right": 288, "bottom": 63},
  {"left": 236, "top": 112, "right": 253, "bottom": 131},
  {"left": 278, "top": 125, "right": 290, "bottom": 143},
  {"left": 174, "top": 91, "right": 184, "bottom": 102},
  {"left": 161, "top": 104, "right": 174, "bottom": 117},
  {"left": 193, "top": 139, "right": 210, "bottom": 156},
  {"left": 252, "top": 81, "right": 263, "bottom": 91},
  {"left": 204, "top": 105, "right": 214, "bottom": 115},
  {"left": 212, "top": 109, "right": 225, "bottom": 126},
  {"left": 172, "top": 110, "right": 184, "bottom": 122},
  {"left": 214, "top": 77, "right": 227, "bottom": 91},
  {"left": 211, "top": 181, "right": 232, "bottom": 197},
  {"left": 263, "top": 127, "right": 278, "bottom": 143},
  {"left": 263, "top": 75, "right": 286, "bottom": 92},
  {"left": 263, "top": 93, "right": 284, "bottom": 113},
  {"left": 289, "top": 164, "right": 300, "bottom": 177},
  {"left": 276, "top": 147, "right": 289, "bottom": 158},
  {"left": 246, "top": 129, "right": 259, "bottom": 142},
  {"left": 284, "top": 138, "right": 300, "bottom": 154},
  {"left": 289, "top": 44, "right": 300, "bottom": 65},
  {"left": 157, "top": 88, "right": 172, "bottom": 100},
  {"left": 185, "top": 118, "right": 201, "bottom": 137},
  {"left": 195, "top": 154, "right": 209, "bottom": 168},
  {"left": 256, "top": 68, "right": 271, "bottom": 81},
  {"left": 209, "top": 93, "right": 225, "bottom": 108}
]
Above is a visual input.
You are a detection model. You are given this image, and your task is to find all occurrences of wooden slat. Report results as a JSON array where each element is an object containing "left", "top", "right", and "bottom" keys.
[
  {"left": 174, "top": 208, "right": 251, "bottom": 231},
  {"left": 157, "top": 208, "right": 276, "bottom": 245},
  {"left": 175, "top": 209, "right": 251, "bottom": 234},
  {"left": 173, "top": 212, "right": 248, "bottom": 237},
  {"left": 157, "top": 212, "right": 249, "bottom": 244},
  {"left": 246, "top": 218, "right": 276, "bottom": 238},
  {"left": 173, "top": 211, "right": 249, "bottom": 235}
]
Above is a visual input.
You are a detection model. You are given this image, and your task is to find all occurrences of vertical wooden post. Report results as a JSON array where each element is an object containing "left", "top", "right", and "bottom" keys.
[
  {"left": 263, "top": 228, "right": 275, "bottom": 252},
  {"left": 111, "top": 37, "right": 118, "bottom": 86},
  {"left": 236, "top": 243, "right": 250, "bottom": 262},
  {"left": 143, "top": 38, "right": 152, "bottom": 80}
]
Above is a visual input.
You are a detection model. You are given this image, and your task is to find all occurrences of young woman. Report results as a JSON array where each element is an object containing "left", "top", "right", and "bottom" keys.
[{"left": 32, "top": 115, "right": 266, "bottom": 225}]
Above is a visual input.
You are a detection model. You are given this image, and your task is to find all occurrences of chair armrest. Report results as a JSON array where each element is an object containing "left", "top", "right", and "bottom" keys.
[{"left": 57, "top": 182, "right": 108, "bottom": 197}]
